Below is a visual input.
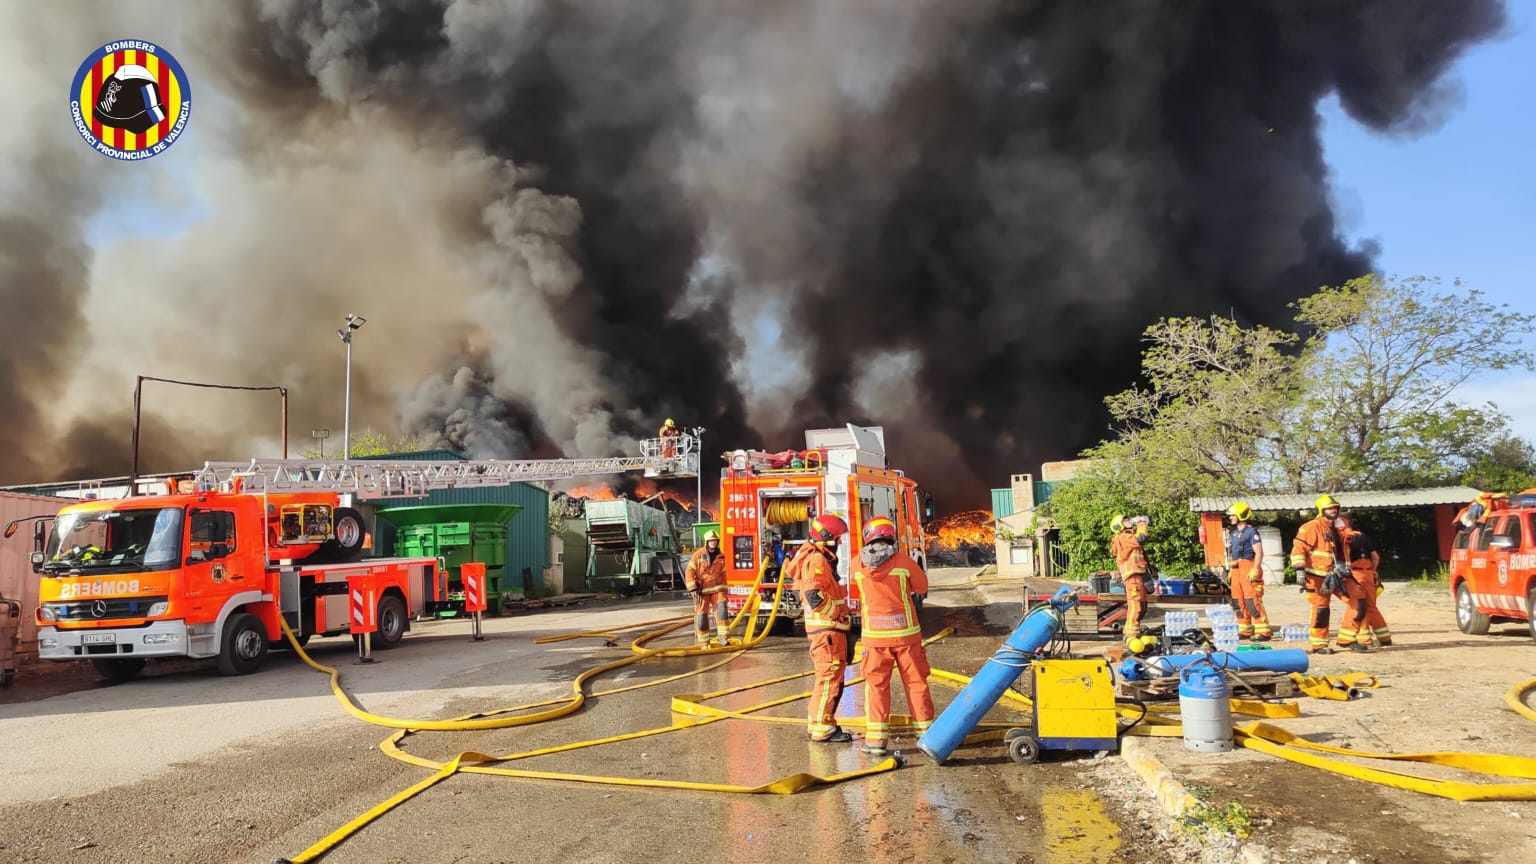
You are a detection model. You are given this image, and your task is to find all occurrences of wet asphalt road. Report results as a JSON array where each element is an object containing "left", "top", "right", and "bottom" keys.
[{"left": 0, "top": 588, "right": 1140, "bottom": 864}]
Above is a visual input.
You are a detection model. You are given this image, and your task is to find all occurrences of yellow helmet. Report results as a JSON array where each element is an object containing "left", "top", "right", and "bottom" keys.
[
  {"left": 702, "top": 530, "right": 719, "bottom": 543},
  {"left": 664, "top": 418, "right": 676, "bottom": 428},
  {"left": 1314, "top": 494, "right": 1340, "bottom": 515},
  {"left": 1225, "top": 501, "right": 1252, "bottom": 521},
  {"left": 1110, "top": 514, "right": 1126, "bottom": 533},
  {"left": 1127, "top": 636, "right": 1153, "bottom": 654}
]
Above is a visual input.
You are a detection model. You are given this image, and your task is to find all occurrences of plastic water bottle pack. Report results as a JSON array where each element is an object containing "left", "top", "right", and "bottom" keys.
[
  {"left": 1280, "top": 623, "right": 1307, "bottom": 645},
  {"left": 1212, "top": 620, "right": 1240, "bottom": 652}
]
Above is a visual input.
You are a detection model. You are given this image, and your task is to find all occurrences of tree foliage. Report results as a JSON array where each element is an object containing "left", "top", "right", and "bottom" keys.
[
  {"left": 302, "top": 430, "right": 431, "bottom": 459},
  {"left": 1042, "top": 274, "right": 1535, "bottom": 577}
]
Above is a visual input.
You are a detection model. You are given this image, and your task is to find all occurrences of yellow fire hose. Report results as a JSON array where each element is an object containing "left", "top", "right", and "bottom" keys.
[
  {"left": 1505, "top": 676, "right": 1536, "bottom": 724},
  {"left": 279, "top": 556, "right": 906, "bottom": 862},
  {"left": 277, "top": 564, "right": 1536, "bottom": 862}
]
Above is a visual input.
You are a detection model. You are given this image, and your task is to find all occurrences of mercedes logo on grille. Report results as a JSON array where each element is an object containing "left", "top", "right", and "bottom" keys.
[{"left": 92, "top": 600, "right": 108, "bottom": 618}]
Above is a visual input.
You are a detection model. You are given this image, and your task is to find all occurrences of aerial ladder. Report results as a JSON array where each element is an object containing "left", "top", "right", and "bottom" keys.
[{"left": 191, "top": 434, "right": 702, "bottom": 498}]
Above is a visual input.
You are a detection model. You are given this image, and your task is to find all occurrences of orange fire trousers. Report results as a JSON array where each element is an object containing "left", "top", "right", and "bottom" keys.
[
  {"left": 806, "top": 630, "right": 849, "bottom": 739},
  {"left": 693, "top": 592, "right": 728, "bottom": 645},
  {"left": 1304, "top": 574, "right": 1335, "bottom": 651},
  {"left": 862, "top": 641, "right": 935, "bottom": 745},
  {"left": 1229, "top": 560, "right": 1271, "bottom": 638},
  {"left": 1339, "top": 565, "right": 1391, "bottom": 646},
  {"left": 1123, "top": 574, "right": 1147, "bottom": 639}
]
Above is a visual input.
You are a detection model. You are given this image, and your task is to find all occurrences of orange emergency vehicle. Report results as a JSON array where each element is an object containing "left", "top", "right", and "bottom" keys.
[
  {"left": 9, "top": 480, "right": 442, "bottom": 681},
  {"left": 718, "top": 425, "right": 930, "bottom": 633},
  {"left": 1450, "top": 489, "right": 1536, "bottom": 642}
]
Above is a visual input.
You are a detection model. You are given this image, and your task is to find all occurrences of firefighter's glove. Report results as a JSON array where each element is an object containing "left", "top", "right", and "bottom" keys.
[
  {"left": 691, "top": 588, "right": 703, "bottom": 600},
  {"left": 911, "top": 593, "right": 926, "bottom": 613},
  {"left": 1322, "top": 571, "right": 1346, "bottom": 596}
]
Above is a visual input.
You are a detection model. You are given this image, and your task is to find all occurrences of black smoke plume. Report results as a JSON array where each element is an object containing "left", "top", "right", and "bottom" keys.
[{"left": 0, "top": 1, "right": 1506, "bottom": 512}]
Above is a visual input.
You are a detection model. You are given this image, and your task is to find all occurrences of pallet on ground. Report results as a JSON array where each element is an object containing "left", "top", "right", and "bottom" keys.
[{"left": 1115, "top": 668, "right": 1299, "bottom": 702}]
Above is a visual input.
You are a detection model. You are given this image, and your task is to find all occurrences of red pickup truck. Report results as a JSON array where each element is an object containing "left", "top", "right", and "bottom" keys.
[{"left": 1449, "top": 490, "right": 1536, "bottom": 642}]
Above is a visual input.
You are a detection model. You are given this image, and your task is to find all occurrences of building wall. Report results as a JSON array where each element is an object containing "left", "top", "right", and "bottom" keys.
[
  {"left": 994, "top": 473, "right": 1038, "bottom": 577},
  {"left": 0, "top": 492, "right": 69, "bottom": 662}
]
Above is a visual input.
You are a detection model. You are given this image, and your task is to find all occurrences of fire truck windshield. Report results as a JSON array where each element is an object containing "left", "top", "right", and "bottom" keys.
[{"left": 43, "top": 507, "right": 184, "bottom": 573}]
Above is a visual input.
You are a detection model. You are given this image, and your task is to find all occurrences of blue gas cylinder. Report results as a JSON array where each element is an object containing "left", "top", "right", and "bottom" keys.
[{"left": 1178, "top": 666, "right": 1233, "bottom": 753}]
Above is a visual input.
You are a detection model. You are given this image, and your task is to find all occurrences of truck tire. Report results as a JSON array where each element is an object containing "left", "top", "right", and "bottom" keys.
[
  {"left": 1528, "top": 584, "right": 1536, "bottom": 643},
  {"left": 1455, "top": 583, "right": 1491, "bottom": 636},
  {"left": 92, "top": 658, "right": 146, "bottom": 683},
  {"left": 312, "top": 507, "right": 367, "bottom": 564},
  {"left": 217, "top": 613, "right": 269, "bottom": 675},
  {"left": 375, "top": 594, "right": 408, "bottom": 648}
]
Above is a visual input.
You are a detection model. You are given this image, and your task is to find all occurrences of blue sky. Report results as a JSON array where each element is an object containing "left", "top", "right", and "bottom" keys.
[{"left": 1317, "top": 2, "right": 1536, "bottom": 438}]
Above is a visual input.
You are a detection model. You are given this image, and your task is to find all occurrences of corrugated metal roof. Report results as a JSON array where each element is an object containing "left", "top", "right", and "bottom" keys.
[{"left": 1188, "top": 486, "right": 1483, "bottom": 513}]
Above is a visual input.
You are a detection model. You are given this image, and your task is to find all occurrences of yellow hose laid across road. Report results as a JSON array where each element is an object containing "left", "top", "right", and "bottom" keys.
[
  {"left": 278, "top": 556, "right": 904, "bottom": 863},
  {"left": 1505, "top": 676, "right": 1536, "bottom": 724}
]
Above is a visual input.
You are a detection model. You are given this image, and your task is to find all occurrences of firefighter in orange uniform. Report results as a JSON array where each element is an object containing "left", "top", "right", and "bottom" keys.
[
  {"left": 1110, "top": 514, "right": 1151, "bottom": 642},
  {"left": 790, "top": 514, "right": 854, "bottom": 743},
  {"left": 853, "top": 516, "right": 934, "bottom": 756},
  {"left": 1224, "top": 502, "right": 1271, "bottom": 641},
  {"left": 685, "top": 530, "right": 729, "bottom": 646},
  {"left": 1290, "top": 494, "right": 1349, "bottom": 654},
  {"left": 1454, "top": 490, "right": 1494, "bottom": 533},
  {"left": 1341, "top": 515, "right": 1391, "bottom": 648},
  {"left": 659, "top": 418, "right": 681, "bottom": 460}
]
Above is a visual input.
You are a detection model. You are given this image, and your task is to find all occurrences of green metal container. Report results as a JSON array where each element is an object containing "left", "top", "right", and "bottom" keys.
[{"left": 376, "top": 504, "right": 523, "bottom": 606}]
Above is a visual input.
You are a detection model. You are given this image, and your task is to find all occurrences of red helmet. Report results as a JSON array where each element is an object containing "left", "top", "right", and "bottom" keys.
[
  {"left": 862, "top": 517, "right": 897, "bottom": 544},
  {"left": 809, "top": 514, "right": 848, "bottom": 545}
]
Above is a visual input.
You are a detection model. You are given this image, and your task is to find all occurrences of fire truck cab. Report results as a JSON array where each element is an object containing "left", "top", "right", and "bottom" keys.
[
  {"left": 1450, "top": 489, "right": 1536, "bottom": 641},
  {"left": 718, "top": 425, "right": 929, "bottom": 634}
]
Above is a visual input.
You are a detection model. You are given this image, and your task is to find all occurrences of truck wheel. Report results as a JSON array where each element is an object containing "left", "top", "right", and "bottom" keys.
[
  {"left": 217, "top": 613, "right": 269, "bottom": 675},
  {"left": 320, "top": 507, "right": 367, "bottom": 563},
  {"left": 92, "top": 658, "right": 146, "bottom": 683},
  {"left": 1528, "top": 585, "right": 1536, "bottom": 643},
  {"left": 375, "top": 595, "right": 408, "bottom": 649},
  {"left": 1455, "top": 583, "right": 1491, "bottom": 635}
]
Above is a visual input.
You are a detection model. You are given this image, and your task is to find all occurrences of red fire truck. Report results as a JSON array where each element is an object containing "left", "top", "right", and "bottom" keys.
[
  {"left": 3, "top": 436, "right": 702, "bottom": 680},
  {"left": 717, "top": 425, "right": 930, "bottom": 634},
  {"left": 1450, "top": 489, "right": 1536, "bottom": 642}
]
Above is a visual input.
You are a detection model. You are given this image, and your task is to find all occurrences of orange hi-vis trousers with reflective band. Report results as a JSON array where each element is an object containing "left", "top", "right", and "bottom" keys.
[
  {"left": 1229, "top": 560, "right": 1271, "bottom": 638},
  {"left": 1341, "top": 563, "right": 1391, "bottom": 646},
  {"left": 693, "top": 592, "right": 728, "bottom": 645},
  {"left": 1302, "top": 574, "right": 1335, "bottom": 651},
  {"left": 806, "top": 630, "right": 849, "bottom": 739},
  {"left": 1122, "top": 573, "right": 1148, "bottom": 639},
  {"left": 862, "top": 640, "right": 935, "bottom": 746}
]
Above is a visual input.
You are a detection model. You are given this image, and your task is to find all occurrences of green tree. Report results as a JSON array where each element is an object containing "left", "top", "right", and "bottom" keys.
[
  {"left": 1461, "top": 433, "right": 1536, "bottom": 494},
  {"left": 1037, "top": 462, "right": 1205, "bottom": 581},
  {"left": 302, "top": 430, "right": 430, "bottom": 459},
  {"left": 1282, "top": 275, "right": 1535, "bottom": 490}
]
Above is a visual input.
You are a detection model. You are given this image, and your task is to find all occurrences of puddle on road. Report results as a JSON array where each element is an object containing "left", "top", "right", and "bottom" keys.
[{"left": 1042, "top": 788, "right": 1123, "bottom": 863}]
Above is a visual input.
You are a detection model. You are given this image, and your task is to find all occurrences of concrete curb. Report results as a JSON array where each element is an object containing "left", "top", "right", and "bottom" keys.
[{"left": 1120, "top": 737, "right": 1200, "bottom": 818}]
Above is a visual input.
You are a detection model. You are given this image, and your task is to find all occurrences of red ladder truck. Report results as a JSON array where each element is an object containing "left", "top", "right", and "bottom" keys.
[{"left": 3, "top": 435, "right": 701, "bottom": 681}]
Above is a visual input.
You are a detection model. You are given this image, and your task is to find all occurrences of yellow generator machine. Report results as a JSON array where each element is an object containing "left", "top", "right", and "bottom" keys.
[{"left": 1005, "top": 658, "right": 1120, "bottom": 764}]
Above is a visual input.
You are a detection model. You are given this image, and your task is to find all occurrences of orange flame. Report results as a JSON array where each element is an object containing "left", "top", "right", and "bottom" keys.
[
  {"left": 925, "top": 509, "right": 995, "bottom": 548},
  {"left": 562, "top": 481, "right": 698, "bottom": 512}
]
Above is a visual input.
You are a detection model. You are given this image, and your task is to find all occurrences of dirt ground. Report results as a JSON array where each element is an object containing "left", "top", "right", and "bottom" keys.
[{"left": 1112, "top": 580, "right": 1536, "bottom": 864}]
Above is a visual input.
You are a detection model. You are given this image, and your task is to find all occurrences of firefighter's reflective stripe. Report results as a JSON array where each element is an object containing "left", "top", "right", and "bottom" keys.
[
  {"left": 855, "top": 568, "right": 920, "bottom": 640},
  {"left": 804, "top": 596, "right": 850, "bottom": 632}
]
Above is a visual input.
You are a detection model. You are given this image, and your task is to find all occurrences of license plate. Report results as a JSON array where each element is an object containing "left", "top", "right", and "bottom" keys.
[{"left": 81, "top": 633, "right": 116, "bottom": 645}]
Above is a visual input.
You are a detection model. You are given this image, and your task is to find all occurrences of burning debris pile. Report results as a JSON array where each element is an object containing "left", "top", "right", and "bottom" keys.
[
  {"left": 553, "top": 482, "right": 712, "bottom": 533},
  {"left": 924, "top": 510, "right": 997, "bottom": 567}
]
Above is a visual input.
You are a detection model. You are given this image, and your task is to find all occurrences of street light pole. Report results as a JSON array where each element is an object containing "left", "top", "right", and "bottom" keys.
[
  {"left": 337, "top": 314, "right": 366, "bottom": 460},
  {"left": 690, "top": 426, "right": 706, "bottom": 520}
]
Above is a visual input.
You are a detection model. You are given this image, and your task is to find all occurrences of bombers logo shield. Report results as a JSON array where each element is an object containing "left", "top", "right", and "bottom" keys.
[{"left": 69, "top": 39, "right": 192, "bottom": 160}]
